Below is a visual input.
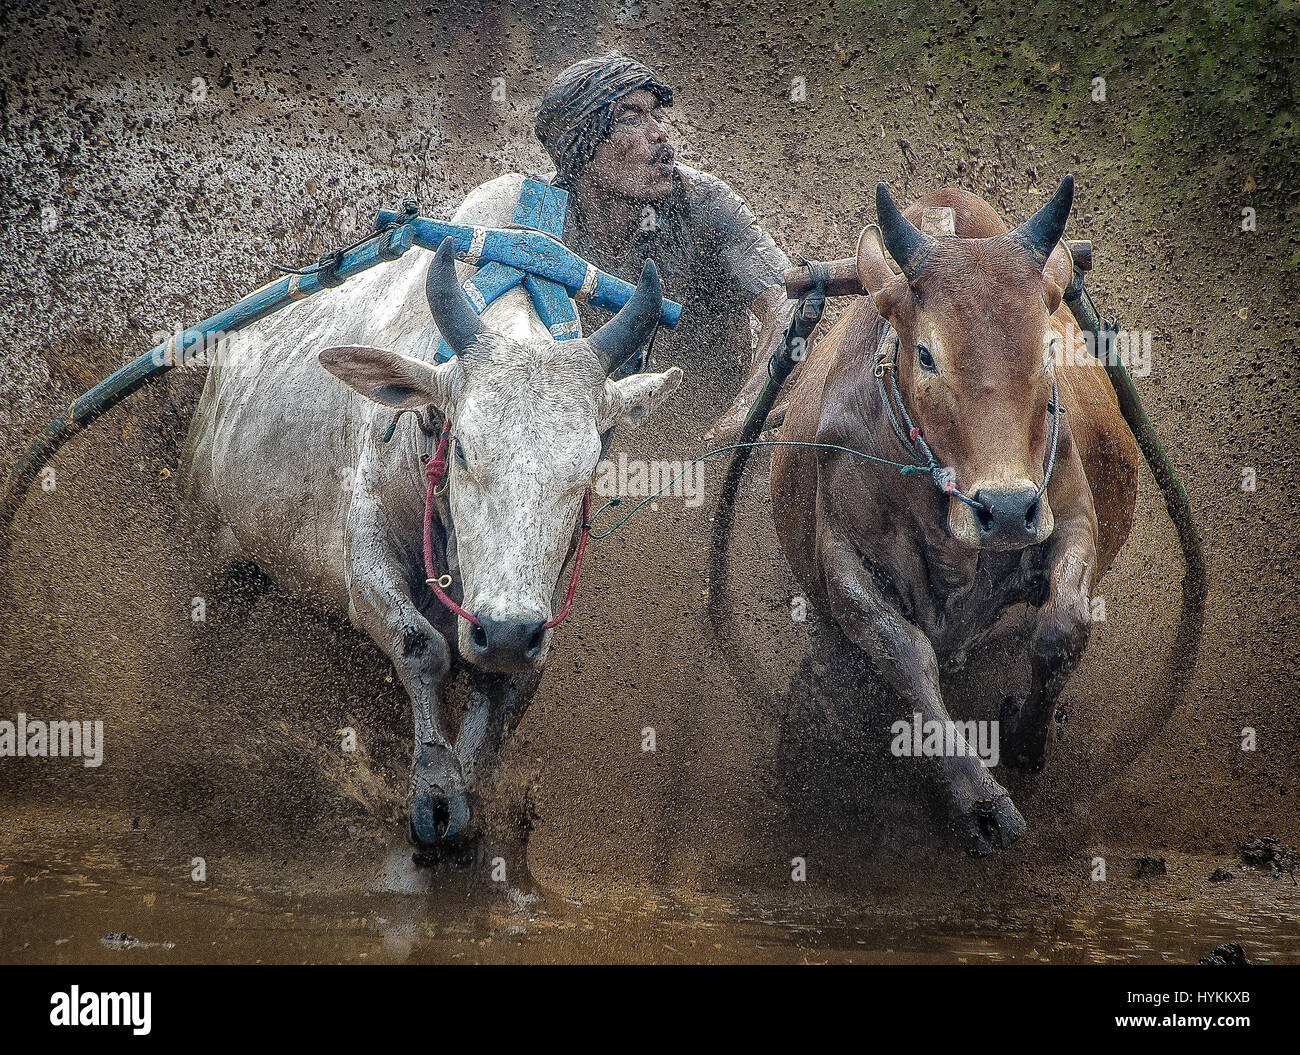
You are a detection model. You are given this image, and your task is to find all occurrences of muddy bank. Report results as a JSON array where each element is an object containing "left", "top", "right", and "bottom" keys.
[{"left": 0, "top": 1, "right": 1297, "bottom": 961}]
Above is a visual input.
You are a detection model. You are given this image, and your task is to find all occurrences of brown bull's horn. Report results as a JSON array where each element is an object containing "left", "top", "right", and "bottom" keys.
[
  {"left": 875, "top": 182, "right": 935, "bottom": 283},
  {"left": 588, "top": 258, "right": 663, "bottom": 376},
  {"left": 1010, "top": 174, "right": 1075, "bottom": 268},
  {"left": 425, "top": 236, "right": 487, "bottom": 354}
]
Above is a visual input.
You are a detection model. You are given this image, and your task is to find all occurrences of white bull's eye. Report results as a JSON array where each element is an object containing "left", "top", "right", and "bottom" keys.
[{"left": 453, "top": 438, "right": 468, "bottom": 469}]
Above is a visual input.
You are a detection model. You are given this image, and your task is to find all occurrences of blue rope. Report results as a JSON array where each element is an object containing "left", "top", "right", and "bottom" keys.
[{"left": 588, "top": 439, "right": 936, "bottom": 540}]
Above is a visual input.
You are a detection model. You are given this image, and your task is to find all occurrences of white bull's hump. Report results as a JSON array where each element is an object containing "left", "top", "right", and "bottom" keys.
[{"left": 450, "top": 172, "right": 553, "bottom": 345}]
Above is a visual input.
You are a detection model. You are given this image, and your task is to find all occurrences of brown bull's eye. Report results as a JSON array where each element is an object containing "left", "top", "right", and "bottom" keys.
[{"left": 917, "top": 344, "right": 937, "bottom": 372}]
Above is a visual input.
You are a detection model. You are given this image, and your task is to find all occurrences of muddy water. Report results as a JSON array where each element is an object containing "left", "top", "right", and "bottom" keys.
[
  {"left": 5, "top": 851, "right": 1297, "bottom": 965},
  {"left": 2, "top": 808, "right": 1296, "bottom": 964}
]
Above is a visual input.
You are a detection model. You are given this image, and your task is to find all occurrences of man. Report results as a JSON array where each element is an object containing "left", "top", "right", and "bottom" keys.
[{"left": 534, "top": 52, "right": 795, "bottom": 439}]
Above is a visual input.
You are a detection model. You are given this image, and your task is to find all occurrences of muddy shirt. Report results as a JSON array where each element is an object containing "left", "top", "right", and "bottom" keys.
[{"left": 546, "top": 164, "right": 790, "bottom": 414}]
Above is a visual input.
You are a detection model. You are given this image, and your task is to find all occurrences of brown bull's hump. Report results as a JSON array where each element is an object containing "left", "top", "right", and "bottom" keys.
[{"left": 903, "top": 187, "right": 1008, "bottom": 239}]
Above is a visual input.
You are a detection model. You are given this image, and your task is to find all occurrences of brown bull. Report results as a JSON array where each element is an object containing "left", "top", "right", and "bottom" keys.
[{"left": 771, "top": 176, "right": 1144, "bottom": 855}]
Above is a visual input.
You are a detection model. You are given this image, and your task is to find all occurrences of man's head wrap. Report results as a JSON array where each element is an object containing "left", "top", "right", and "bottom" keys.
[{"left": 535, "top": 52, "right": 673, "bottom": 185}]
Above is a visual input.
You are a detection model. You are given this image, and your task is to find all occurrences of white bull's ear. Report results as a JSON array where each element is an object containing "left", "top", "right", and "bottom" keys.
[
  {"left": 318, "top": 346, "right": 455, "bottom": 411},
  {"left": 598, "top": 367, "right": 684, "bottom": 431}
]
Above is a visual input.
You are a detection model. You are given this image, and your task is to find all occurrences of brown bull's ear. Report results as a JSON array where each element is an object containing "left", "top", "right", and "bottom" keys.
[
  {"left": 318, "top": 345, "right": 455, "bottom": 411},
  {"left": 1042, "top": 240, "right": 1073, "bottom": 314},
  {"left": 856, "top": 225, "right": 902, "bottom": 309}
]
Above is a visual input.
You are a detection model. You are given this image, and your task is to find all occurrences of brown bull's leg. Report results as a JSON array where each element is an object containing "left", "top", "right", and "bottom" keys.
[
  {"left": 820, "top": 531, "right": 1027, "bottom": 856},
  {"left": 1001, "top": 525, "right": 1096, "bottom": 772}
]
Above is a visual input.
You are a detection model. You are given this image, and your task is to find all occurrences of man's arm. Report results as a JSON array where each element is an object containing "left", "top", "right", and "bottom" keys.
[
  {"left": 678, "top": 166, "right": 798, "bottom": 443},
  {"left": 705, "top": 285, "right": 797, "bottom": 443}
]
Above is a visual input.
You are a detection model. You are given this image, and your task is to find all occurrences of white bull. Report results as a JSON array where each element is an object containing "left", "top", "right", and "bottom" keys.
[{"left": 183, "top": 174, "right": 683, "bottom": 857}]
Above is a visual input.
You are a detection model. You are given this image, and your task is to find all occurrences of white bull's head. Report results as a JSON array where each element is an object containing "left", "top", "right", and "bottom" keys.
[{"left": 320, "top": 237, "right": 682, "bottom": 672}]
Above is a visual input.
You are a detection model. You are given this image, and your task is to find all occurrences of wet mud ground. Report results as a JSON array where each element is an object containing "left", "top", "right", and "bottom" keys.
[{"left": 0, "top": 1, "right": 1298, "bottom": 962}]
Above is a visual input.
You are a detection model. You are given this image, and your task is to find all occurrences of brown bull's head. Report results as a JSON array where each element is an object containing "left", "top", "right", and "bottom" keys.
[{"left": 857, "top": 176, "right": 1077, "bottom": 551}]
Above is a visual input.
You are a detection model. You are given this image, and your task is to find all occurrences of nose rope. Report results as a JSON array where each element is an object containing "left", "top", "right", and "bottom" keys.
[
  {"left": 875, "top": 325, "right": 987, "bottom": 513},
  {"left": 1036, "top": 384, "right": 1063, "bottom": 502},
  {"left": 584, "top": 439, "right": 936, "bottom": 539},
  {"left": 540, "top": 490, "right": 591, "bottom": 629},
  {"left": 422, "top": 422, "right": 481, "bottom": 627},
  {"left": 421, "top": 419, "right": 591, "bottom": 631},
  {"left": 418, "top": 351, "right": 1063, "bottom": 622},
  {"left": 586, "top": 335, "right": 1065, "bottom": 542}
]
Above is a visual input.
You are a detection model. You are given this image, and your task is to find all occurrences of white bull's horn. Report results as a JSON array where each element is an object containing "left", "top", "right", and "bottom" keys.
[
  {"left": 425, "top": 236, "right": 487, "bottom": 354},
  {"left": 588, "top": 258, "right": 663, "bottom": 376}
]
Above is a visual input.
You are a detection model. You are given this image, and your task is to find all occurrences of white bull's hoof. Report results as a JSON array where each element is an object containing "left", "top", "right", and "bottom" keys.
[
  {"left": 407, "top": 746, "right": 472, "bottom": 857},
  {"left": 962, "top": 792, "right": 1027, "bottom": 858},
  {"left": 407, "top": 787, "right": 471, "bottom": 850}
]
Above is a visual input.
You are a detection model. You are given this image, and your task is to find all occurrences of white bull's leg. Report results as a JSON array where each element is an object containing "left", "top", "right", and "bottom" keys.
[
  {"left": 456, "top": 666, "right": 543, "bottom": 893},
  {"left": 346, "top": 502, "right": 462, "bottom": 853},
  {"left": 819, "top": 529, "right": 1027, "bottom": 856}
]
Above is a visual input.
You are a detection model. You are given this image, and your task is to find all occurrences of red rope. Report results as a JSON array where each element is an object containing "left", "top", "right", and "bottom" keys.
[
  {"left": 542, "top": 490, "right": 590, "bottom": 629},
  {"left": 422, "top": 419, "right": 590, "bottom": 631},
  {"left": 422, "top": 422, "right": 479, "bottom": 626}
]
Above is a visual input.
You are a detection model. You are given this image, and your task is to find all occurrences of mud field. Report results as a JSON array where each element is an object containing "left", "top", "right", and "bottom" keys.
[{"left": 0, "top": 1, "right": 1297, "bottom": 963}]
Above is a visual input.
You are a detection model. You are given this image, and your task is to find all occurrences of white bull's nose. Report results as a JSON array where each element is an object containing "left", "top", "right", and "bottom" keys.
[{"left": 469, "top": 613, "right": 547, "bottom": 668}]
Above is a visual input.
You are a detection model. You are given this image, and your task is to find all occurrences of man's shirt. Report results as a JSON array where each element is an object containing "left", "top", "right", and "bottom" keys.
[{"left": 545, "top": 165, "right": 790, "bottom": 404}]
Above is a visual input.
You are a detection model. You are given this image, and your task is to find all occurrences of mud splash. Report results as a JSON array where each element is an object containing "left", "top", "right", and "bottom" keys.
[{"left": 1, "top": 0, "right": 1297, "bottom": 963}]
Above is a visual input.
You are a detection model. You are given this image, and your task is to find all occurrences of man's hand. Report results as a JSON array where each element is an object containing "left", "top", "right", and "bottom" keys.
[{"left": 705, "top": 285, "right": 798, "bottom": 444}]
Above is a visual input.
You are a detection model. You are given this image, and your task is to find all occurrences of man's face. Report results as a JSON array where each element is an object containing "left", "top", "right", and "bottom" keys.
[{"left": 580, "top": 88, "right": 676, "bottom": 203}]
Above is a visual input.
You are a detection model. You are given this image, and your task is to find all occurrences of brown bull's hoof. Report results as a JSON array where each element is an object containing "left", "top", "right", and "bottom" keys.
[{"left": 964, "top": 793, "right": 1027, "bottom": 857}]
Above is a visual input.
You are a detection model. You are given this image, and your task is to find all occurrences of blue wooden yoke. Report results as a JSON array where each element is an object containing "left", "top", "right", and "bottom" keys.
[
  {"left": 431, "top": 178, "right": 580, "bottom": 361},
  {"left": 3, "top": 182, "right": 682, "bottom": 524},
  {"left": 374, "top": 184, "right": 682, "bottom": 336}
]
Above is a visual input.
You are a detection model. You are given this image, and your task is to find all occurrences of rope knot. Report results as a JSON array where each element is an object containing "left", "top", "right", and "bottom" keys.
[
  {"left": 424, "top": 422, "right": 452, "bottom": 486},
  {"left": 931, "top": 466, "right": 958, "bottom": 494}
]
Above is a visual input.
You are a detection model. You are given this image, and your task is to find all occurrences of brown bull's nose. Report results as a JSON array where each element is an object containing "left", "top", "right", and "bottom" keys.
[
  {"left": 470, "top": 614, "right": 547, "bottom": 664},
  {"left": 972, "top": 484, "right": 1041, "bottom": 546}
]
